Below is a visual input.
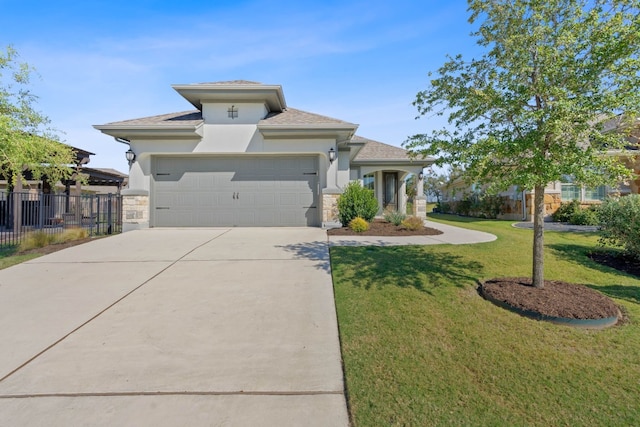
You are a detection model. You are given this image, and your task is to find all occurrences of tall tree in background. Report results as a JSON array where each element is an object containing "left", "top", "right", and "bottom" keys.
[
  {"left": 405, "top": 0, "right": 640, "bottom": 288},
  {"left": 0, "top": 45, "right": 75, "bottom": 187}
]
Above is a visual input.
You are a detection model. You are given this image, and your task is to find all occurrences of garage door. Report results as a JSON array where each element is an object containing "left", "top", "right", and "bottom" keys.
[{"left": 152, "top": 156, "right": 319, "bottom": 227}]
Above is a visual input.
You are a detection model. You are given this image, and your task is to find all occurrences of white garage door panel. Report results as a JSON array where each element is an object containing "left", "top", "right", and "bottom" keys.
[{"left": 153, "top": 156, "right": 318, "bottom": 227}]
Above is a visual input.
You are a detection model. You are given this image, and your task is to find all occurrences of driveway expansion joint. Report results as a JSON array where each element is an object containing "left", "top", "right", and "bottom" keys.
[
  {"left": 0, "top": 230, "right": 230, "bottom": 385},
  {"left": 0, "top": 390, "right": 344, "bottom": 399}
]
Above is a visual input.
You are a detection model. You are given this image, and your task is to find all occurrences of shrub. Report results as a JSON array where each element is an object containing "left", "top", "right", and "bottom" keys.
[
  {"left": 455, "top": 199, "right": 473, "bottom": 216},
  {"left": 401, "top": 216, "right": 424, "bottom": 230},
  {"left": 553, "top": 200, "right": 600, "bottom": 225},
  {"left": 383, "top": 209, "right": 406, "bottom": 226},
  {"left": 477, "top": 195, "right": 504, "bottom": 219},
  {"left": 598, "top": 195, "right": 640, "bottom": 259},
  {"left": 55, "top": 228, "right": 89, "bottom": 243},
  {"left": 434, "top": 201, "right": 451, "bottom": 214},
  {"left": 19, "top": 231, "right": 53, "bottom": 251},
  {"left": 348, "top": 217, "right": 369, "bottom": 233},
  {"left": 18, "top": 228, "right": 90, "bottom": 252},
  {"left": 569, "top": 205, "right": 599, "bottom": 226},
  {"left": 552, "top": 199, "right": 581, "bottom": 223},
  {"left": 337, "top": 181, "right": 379, "bottom": 225}
]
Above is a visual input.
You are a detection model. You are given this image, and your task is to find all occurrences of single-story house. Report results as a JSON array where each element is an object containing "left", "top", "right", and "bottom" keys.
[
  {"left": 439, "top": 117, "right": 640, "bottom": 221},
  {"left": 94, "top": 81, "right": 433, "bottom": 230}
]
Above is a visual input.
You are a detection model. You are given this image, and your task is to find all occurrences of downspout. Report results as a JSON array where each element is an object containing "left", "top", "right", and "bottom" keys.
[{"left": 522, "top": 190, "right": 527, "bottom": 221}]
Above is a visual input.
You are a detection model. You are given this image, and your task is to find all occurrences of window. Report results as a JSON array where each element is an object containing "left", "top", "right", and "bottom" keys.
[
  {"left": 363, "top": 173, "right": 375, "bottom": 191},
  {"left": 561, "top": 174, "right": 607, "bottom": 201},
  {"left": 561, "top": 184, "right": 581, "bottom": 201},
  {"left": 584, "top": 185, "right": 606, "bottom": 201}
]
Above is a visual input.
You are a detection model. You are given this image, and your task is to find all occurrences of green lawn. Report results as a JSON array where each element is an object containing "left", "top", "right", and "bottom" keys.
[
  {"left": 0, "top": 247, "right": 41, "bottom": 270},
  {"left": 331, "top": 214, "right": 640, "bottom": 426}
]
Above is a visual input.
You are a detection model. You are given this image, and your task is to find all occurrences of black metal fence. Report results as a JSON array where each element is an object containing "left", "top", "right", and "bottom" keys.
[{"left": 0, "top": 191, "right": 123, "bottom": 248}]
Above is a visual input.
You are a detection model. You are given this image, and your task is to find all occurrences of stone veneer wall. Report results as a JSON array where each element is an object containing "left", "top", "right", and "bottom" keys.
[
  {"left": 498, "top": 193, "right": 562, "bottom": 221},
  {"left": 543, "top": 193, "right": 562, "bottom": 216},
  {"left": 322, "top": 193, "right": 340, "bottom": 225},
  {"left": 413, "top": 197, "right": 427, "bottom": 218},
  {"left": 122, "top": 193, "right": 149, "bottom": 230}
]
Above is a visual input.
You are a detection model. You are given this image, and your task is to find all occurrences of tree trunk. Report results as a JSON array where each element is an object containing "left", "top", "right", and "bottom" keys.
[{"left": 532, "top": 184, "right": 545, "bottom": 288}]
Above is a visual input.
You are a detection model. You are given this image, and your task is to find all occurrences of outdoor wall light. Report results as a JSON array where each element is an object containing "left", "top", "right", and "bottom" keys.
[
  {"left": 125, "top": 148, "right": 136, "bottom": 166},
  {"left": 418, "top": 171, "right": 424, "bottom": 180},
  {"left": 328, "top": 147, "right": 337, "bottom": 163}
]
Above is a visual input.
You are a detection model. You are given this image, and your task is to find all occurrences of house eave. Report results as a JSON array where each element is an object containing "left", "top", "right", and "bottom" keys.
[
  {"left": 93, "top": 125, "right": 202, "bottom": 140},
  {"left": 172, "top": 84, "right": 287, "bottom": 112},
  {"left": 351, "top": 158, "right": 434, "bottom": 167},
  {"left": 258, "top": 124, "right": 356, "bottom": 140}
]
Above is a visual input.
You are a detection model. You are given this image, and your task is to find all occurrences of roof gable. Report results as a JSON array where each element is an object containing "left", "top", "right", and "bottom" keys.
[
  {"left": 352, "top": 136, "right": 434, "bottom": 166},
  {"left": 260, "top": 108, "right": 355, "bottom": 126},
  {"left": 102, "top": 111, "right": 203, "bottom": 127}
]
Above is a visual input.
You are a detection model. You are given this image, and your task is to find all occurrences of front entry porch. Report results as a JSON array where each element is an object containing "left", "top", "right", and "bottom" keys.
[{"left": 362, "top": 169, "right": 425, "bottom": 216}]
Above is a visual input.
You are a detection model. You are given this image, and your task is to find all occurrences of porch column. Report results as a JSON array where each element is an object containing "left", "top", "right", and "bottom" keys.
[
  {"left": 376, "top": 171, "right": 384, "bottom": 214},
  {"left": 399, "top": 178, "right": 407, "bottom": 214},
  {"left": 416, "top": 172, "right": 424, "bottom": 197},
  {"left": 413, "top": 172, "right": 427, "bottom": 218},
  {"left": 321, "top": 146, "right": 343, "bottom": 228}
]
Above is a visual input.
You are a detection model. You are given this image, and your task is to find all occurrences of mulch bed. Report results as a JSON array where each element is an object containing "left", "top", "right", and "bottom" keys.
[
  {"left": 480, "top": 277, "right": 619, "bottom": 320},
  {"left": 327, "top": 219, "right": 443, "bottom": 236},
  {"left": 589, "top": 251, "right": 640, "bottom": 278}
]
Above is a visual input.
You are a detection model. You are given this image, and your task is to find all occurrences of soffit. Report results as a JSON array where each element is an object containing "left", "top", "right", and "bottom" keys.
[{"left": 172, "top": 82, "right": 286, "bottom": 112}]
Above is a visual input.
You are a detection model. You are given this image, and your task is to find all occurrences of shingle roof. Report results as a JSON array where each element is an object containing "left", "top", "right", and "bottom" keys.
[
  {"left": 102, "top": 108, "right": 353, "bottom": 128},
  {"left": 352, "top": 137, "right": 414, "bottom": 161},
  {"left": 349, "top": 135, "right": 370, "bottom": 144},
  {"left": 260, "top": 108, "right": 355, "bottom": 126},
  {"left": 103, "top": 111, "right": 203, "bottom": 127},
  {"left": 91, "top": 168, "right": 128, "bottom": 178}
]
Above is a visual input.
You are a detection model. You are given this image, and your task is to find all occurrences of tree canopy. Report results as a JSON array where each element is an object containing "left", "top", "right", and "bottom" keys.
[
  {"left": 405, "top": 0, "right": 640, "bottom": 287},
  {"left": 1, "top": 45, "right": 76, "bottom": 187}
]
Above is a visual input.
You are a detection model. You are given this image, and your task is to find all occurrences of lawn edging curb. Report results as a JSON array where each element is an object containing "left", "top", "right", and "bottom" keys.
[{"left": 478, "top": 281, "right": 620, "bottom": 329}]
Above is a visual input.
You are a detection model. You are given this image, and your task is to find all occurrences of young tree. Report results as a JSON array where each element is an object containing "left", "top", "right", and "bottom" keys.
[
  {"left": 405, "top": 0, "right": 640, "bottom": 288},
  {"left": 1, "top": 45, "right": 76, "bottom": 187},
  {"left": 424, "top": 173, "right": 446, "bottom": 203}
]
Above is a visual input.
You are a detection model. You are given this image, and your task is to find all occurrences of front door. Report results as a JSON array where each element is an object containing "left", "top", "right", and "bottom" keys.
[{"left": 383, "top": 172, "right": 398, "bottom": 211}]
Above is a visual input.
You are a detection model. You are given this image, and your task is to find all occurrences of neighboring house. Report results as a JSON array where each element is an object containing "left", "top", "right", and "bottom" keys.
[
  {"left": 94, "top": 81, "right": 433, "bottom": 230},
  {"left": 77, "top": 168, "right": 129, "bottom": 195},
  {"left": 0, "top": 146, "right": 127, "bottom": 232},
  {"left": 0, "top": 147, "right": 127, "bottom": 195},
  {"left": 439, "top": 118, "right": 640, "bottom": 221}
]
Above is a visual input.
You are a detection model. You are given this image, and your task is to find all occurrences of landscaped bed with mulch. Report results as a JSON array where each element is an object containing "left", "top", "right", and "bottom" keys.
[
  {"left": 480, "top": 277, "right": 620, "bottom": 325},
  {"left": 327, "top": 218, "right": 443, "bottom": 236},
  {"left": 16, "top": 237, "right": 94, "bottom": 255},
  {"left": 330, "top": 218, "right": 630, "bottom": 326}
]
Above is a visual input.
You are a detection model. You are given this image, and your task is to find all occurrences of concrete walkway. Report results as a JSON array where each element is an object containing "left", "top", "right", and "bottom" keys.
[
  {"left": 0, "top": 228, "right": 347, "bottom": 426},
  {"left": 327, "top": 219, "right": 497, "bottom": 246},
  {"left": 512, "top": 222, "right": 600, "bottom": 233}
]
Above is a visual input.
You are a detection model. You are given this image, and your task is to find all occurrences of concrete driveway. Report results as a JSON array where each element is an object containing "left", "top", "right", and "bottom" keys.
[{"left": 0, "top": 228, "right": 347, "bottom": 426}]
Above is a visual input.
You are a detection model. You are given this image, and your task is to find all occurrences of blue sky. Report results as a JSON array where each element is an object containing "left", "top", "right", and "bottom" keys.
[{"left": 1, "top": 0, "right": 480, "bottom": 172}]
